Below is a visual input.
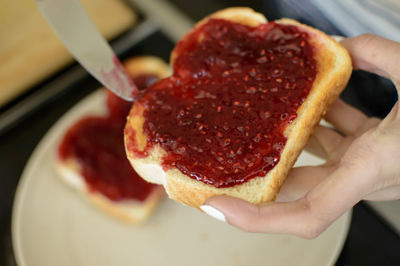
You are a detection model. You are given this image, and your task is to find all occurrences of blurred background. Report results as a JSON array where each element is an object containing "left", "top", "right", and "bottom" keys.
[{"left": 1, "top": 0, "right": 399, "bottom": 265}]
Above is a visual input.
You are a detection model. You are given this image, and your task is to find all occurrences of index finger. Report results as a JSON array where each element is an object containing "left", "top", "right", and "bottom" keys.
[{"left": 341, "top": 34, "right": 400, "bottom": 86}]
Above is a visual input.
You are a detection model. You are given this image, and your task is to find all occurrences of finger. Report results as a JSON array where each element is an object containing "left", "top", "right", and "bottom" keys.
[
  {"left": 204, "top": 162, "right": 375, "bottom": 238},
  {"left": 277, "top": 165, "right": 334, "bottom": 202},
  {"left": 324, "top": 99, "right": 368, "bottom": 136},
  {"left": 380, "top": 101, "right": 400, "bottom": 127},
  {"left": 305, "top": 124, "right": 354, "bottom": 163},
  {"left": 364, "top": 185, "right": 400, "bottom": 201},
  {"left": 341, "top": 34, "right": 400, "bottom": 84},
  {"left": 341, "top": 34, "right": 400, "bottom": 123},
  {"left": 311, "top": 125, "right": 344, "bottom": 160}
]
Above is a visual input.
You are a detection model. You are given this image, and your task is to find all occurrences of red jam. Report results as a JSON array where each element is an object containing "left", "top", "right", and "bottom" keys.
[
  {"left": 58, "top": 74, "right": 159, "bottom": 201},
  {"left": 133, "top": 19, "right": 317, "bottom": 188}
]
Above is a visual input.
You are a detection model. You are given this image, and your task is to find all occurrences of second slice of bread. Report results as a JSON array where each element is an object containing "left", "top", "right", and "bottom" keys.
[{"left": 56, "top": 56, "right": 170, "bottom": 224}]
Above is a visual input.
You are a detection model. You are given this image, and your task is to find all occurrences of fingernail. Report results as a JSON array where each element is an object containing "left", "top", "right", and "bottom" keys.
[{"left": 200, "top": 205, "right": 226, "bottom": 222}]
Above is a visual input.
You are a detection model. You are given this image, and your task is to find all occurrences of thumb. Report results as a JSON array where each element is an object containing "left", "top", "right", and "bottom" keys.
[
  {"left": 200, "top": 163, "right": 373, "bottom": 238},
  {"left": 200, "top": 195, "right": 332, "bottom": 238}
]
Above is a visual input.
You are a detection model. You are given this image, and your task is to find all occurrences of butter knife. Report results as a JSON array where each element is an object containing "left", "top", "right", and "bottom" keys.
[{"left": 35, "top": 0, "right": 138, "bottom": 101}]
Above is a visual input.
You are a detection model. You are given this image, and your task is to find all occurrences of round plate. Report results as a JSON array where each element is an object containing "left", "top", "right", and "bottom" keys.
[{"left": 12, "top": 90, "right": 351, "bottom": 266}]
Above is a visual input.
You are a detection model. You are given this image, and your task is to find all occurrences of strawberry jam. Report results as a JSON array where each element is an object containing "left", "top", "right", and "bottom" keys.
[
  {"left": 134, "top": 19, "right": 317, "bottom": 188},
  {"left": 58, "top": 74, "right": 159, "bottom": 201}
]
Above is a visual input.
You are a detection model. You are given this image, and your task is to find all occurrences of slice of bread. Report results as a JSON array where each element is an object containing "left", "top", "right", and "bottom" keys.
[
  {"left": 124, "top": 8, "right": 352, "bottom": 209},
  {"left": 56, "top": 56, "right": 170, "bottom": 224}
]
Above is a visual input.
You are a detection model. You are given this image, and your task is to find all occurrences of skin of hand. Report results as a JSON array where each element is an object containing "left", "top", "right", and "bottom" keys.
[{"left": 201, "top": 34, "right": 400, "bottom": 239}]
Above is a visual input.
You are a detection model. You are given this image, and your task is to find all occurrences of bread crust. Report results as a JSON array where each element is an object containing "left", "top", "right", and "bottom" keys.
[
  {"left": 124, "top": 56, "right": 172, "bottom": 78},
  {"left": 56, "top": 56, "right": 170, "bottom": 224},
  {"left": 125, "top": 8, "right": 352, "bottom": 209}
]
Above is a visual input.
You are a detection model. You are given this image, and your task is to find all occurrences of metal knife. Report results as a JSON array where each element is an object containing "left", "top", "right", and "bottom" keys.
[{"left": 35, "top": 0, "right": 138, "bottom": 101}]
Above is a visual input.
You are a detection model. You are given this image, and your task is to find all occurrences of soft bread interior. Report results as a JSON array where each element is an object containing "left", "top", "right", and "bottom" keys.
[{"left": 55, "top": 159, "right": 164, "bottom": 224}]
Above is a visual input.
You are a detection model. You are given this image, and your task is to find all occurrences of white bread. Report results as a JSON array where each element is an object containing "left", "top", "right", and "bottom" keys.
[
  {"left": 56, "top": 56, "right": 170, "bottom": 224},
  {"left": 124, "top": 8, "right": 352, "bottom": 209}
]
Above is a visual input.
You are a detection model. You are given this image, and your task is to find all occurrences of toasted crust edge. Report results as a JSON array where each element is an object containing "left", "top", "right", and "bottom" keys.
[
  {"left": 124, "top": 56, "right": 172, "bottom": 78},
  {"left": 125, "top": 8, "right": 352, "bottom": 209}
]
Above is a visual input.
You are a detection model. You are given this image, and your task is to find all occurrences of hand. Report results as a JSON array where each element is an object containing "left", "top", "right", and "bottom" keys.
[{"left": 200, "top": 34, "right": 400, "bottom": 238}]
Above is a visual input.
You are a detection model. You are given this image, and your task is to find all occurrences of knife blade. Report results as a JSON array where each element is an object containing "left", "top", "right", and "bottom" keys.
[{"left": 35, "top": 0, "right": 138, "bottom": 101}]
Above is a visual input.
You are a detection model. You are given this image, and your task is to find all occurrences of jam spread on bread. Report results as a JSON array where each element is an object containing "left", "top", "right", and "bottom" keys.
[
  {"left": 131, "top": 19, "right": 317, "bottom": 188},
  {"left": 58, "top": 75, "right": 159, "bottom": 201},
  {"left": 107, "top": 74, "right": 159, "bottom": 121}
]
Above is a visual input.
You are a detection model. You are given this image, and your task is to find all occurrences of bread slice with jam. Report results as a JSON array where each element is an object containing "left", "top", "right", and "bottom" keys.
[
  {"left": 56, "top": 56, "right": 170, "bottom": 224},
  {"left": 124, "top": 8, "right": 352, "bottom": 209}
]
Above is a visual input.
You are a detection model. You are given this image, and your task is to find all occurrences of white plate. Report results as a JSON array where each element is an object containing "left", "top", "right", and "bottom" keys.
[{"left": 12, "top": 90, "right": 351, "bottom": 266}]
